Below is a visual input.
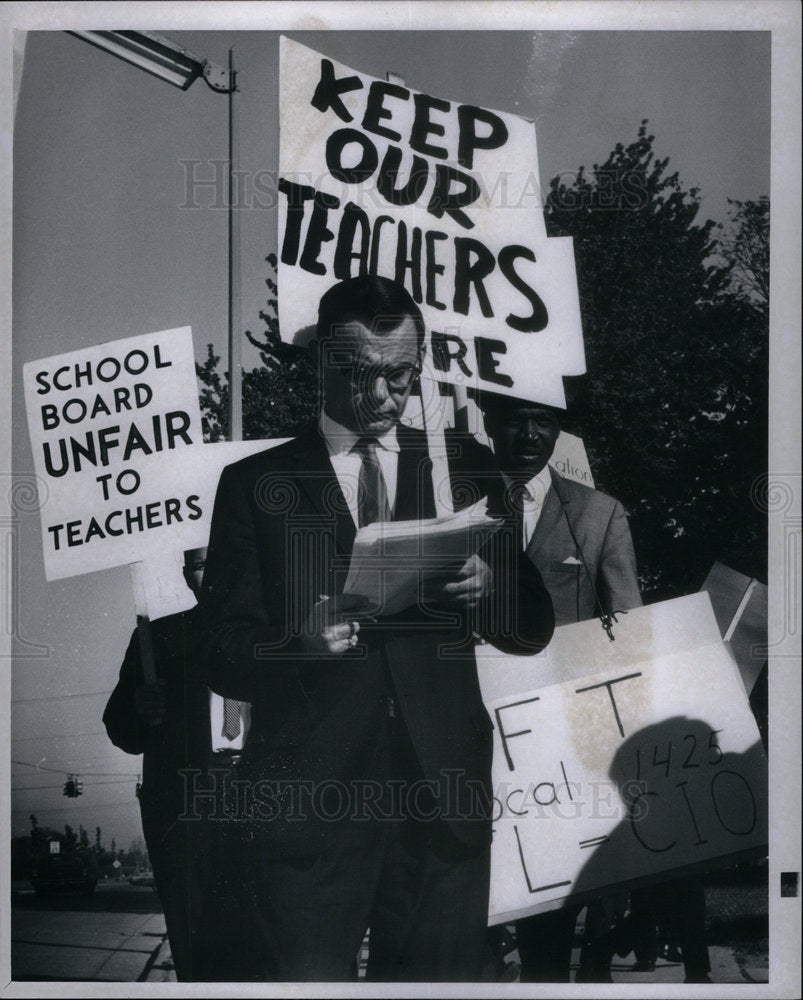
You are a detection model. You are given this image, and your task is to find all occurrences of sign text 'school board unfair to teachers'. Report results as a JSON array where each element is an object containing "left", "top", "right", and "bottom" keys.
[
  {"left": 278, "top": 37, "right": 585, "bottom": 408},
  {"left": 477, "top": 592, "right": 768, "bottom": 924},
  {"left": 23, "top": 328, "right": 204, "bottom": 580},
  {"left": 23, "top": 326, "right": 286, "bottom": 588}
]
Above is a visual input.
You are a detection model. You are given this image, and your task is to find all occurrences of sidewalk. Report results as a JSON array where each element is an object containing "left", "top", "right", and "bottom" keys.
[
  {"left": 606, "top": 945, "right": 746, "bottom": 985},
  {"left": 144, "top": 939, "right": 766, "bottom": 984},
  {"left": 141, "top": 934, "right": 175, "bottom": 983}
]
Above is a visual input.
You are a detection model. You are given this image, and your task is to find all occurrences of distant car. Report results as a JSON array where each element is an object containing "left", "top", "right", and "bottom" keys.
[
  {"left": 127, "top": 871, "right": 156, "bottom": 887},
  {"left": 30, "top": 852, "right": 98, "bottom": 896}
]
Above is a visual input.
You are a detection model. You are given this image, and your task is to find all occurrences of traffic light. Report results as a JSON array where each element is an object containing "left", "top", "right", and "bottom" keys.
[{"left": 63, "top": 775, "right": 83, "bottom": 797}]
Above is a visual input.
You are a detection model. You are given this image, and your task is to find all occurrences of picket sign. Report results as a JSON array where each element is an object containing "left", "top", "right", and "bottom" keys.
[
  {"left": 23, "top": 328, "right": 203, "bottom": 583},
  {"left": 700, "top": 562, "right": 768, "bottom": 696},
  {"left": 23, "top": 330, "right": 292, "bottom": 618},
  {"left": 278, "top": 37, "right": 585, "bottom": 408},
  {"left": 476, "top": 592, "right": 768, "bottom": 924}
]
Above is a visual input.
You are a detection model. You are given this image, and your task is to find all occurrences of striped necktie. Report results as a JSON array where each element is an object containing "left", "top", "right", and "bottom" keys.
[
  {"left": 354, "top": 437, "right": 391, "bottom": 527},
  {"left": 222, "top": 698, "right": 241, "bottom": 740}
]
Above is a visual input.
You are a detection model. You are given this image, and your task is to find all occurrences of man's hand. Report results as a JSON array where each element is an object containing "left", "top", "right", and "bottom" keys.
[
  {"left": 299, "top": 594, "right": 372, "bottom": 656},
  {"left": 134, "top": 682, "right": 166, "bottom": 728},
  {"left": 421, "top": 554, "right": 494, "bottom": 611}
]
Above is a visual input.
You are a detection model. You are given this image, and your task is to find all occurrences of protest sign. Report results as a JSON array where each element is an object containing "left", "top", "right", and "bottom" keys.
[
  {"left": 550, "top": 431, "right": 593, "bottom": 488},
  {"left": 700, "top": 562, "right": 768, "bottom": 695},
  {"left": 278, "top": 37, "right": 584, "bottom": 407},
  {"left": 476, "top": 592, "right": 768, "bottom": 924},
  {"left": 136, "top": 438, "right": 290, "bottom": 618},
  {"left": 23, "top": 328, "right": 203, "bottom": 580}
]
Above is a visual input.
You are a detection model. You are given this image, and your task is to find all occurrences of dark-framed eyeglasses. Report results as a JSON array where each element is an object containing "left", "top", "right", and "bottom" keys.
[{"left": 333, "top": 362, "right": 422, "bottom": 393}]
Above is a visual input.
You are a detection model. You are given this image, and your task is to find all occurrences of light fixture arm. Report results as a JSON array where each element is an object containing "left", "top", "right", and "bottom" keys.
[
  {"left": 68, "top": 30, "right": 234, "bottom": 92},
  {"left": 203, "top": 60, "right": 235, "bottom": 93}
]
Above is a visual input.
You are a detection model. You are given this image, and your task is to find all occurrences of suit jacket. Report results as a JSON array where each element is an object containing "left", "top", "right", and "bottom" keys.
[
  {"left": 103, "top": 607, "right": 213, "bottom": 842},
  {"left": 194, "top": 423, "right": 554, "bottom": 854},
  {"left": 485, "top": 466, "right": 642, "bottom": 627}
]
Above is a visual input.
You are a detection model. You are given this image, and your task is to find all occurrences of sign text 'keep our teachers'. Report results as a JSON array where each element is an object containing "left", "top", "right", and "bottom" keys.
[{"left": 278, "top": 38, "right": 584, "bottom": 408}]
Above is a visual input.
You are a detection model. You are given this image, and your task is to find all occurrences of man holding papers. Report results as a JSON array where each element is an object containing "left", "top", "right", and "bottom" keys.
[{"left": 196, "top": 277, "right": 553, "bottom": 981}]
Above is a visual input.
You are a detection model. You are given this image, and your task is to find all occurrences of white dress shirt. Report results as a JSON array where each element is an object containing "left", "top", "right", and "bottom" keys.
[
  {"left": 319, "top": 409, "right": 400, "bottom": 526},
  {"left": 502, "top": 464, "right": 553, "bottom": 550}
]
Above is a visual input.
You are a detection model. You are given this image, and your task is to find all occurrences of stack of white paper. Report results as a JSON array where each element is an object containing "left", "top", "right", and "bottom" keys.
[{"left": 344, "top": 499, "right": 501, "bottom": 615}]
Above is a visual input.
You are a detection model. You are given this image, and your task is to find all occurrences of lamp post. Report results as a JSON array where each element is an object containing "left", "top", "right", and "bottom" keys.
[{"left": 67, "top": 30, "right": 243, "bottom": 441}]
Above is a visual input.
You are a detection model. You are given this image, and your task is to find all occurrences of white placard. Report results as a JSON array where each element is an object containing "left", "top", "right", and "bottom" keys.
[
  {"left": 477, "top": 592, "right": 768, "bottom": 924},
  {"left": 278, "top": 37, "right": 585, "bottom": 407},
  {"left": 24, "top": 328, "right": 201, "bottom": 580},
  {"left": 549, "top": 431, "right": 593, "bottom": 488}
]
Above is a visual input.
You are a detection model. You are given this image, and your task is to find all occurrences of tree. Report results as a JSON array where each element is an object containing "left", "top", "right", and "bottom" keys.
[
  {"left": 545, "top": 122, "right": 768, "bottom": 599},
  {"left": 196, "top": 254, "right": 318, "bottom": 442},
  {"left": 715, "top": 197, "right": 769, "bottom": 306},
  {"left": 125, "top": 836, "right": 149, "bottom": 870}
]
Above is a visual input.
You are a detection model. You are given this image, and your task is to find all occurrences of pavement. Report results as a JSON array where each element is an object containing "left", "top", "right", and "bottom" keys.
[
  {"left": 12, "top": 880, "right": 765, "bottom": 985},
  {"left": 141, "top": 933, "right": 176, "bottom": 983},
  {"left": 142, "top": 936, "right": 768, "bottom": 984},
  {"left": 12, "top": 909, "right": 168, "bottom": 982}
]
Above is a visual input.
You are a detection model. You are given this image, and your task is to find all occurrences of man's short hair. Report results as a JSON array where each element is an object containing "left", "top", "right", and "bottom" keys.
[{"left": 316, "top": 276, "right": 426, "bottom": 349}]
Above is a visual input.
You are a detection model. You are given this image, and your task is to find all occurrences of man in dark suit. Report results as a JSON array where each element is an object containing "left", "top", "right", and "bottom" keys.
[
  {"left": 477, "top": 391, "right": 642, "bottom": 982},
  {"left": 195, "top": 276, "right": 554, "bottom": 982},
  {"left": 103, "top": 548, "right": 263, "bottom": 982}
]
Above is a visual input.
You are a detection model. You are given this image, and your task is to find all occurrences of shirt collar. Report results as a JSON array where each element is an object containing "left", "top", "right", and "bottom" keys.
[
  {"left": 502, "top": 464, "right": 553, "bottom": 505},
  {"left": 319, "top": 409, "right": 400, "bottom": 456}
]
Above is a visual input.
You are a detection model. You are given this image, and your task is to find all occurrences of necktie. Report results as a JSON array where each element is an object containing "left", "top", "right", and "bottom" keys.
[
  {"left": 354, "top": 437, "right": 391, "bottom": 527},
  {"left": 222, "top": 698, "right": 241, "bottom": 740}
]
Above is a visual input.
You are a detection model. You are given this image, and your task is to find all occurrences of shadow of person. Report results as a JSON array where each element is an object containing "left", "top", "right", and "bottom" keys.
[{"left": 569, "top": 715, "right": 767, "bottom": 982}]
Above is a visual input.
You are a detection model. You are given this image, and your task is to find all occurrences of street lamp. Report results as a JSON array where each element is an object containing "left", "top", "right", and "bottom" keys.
[
  {"left": 67, "top": 30, "right": 230, "bottom": 92},
  {"left": 67, "top": 29, "right": 243, "bottom": 440}
]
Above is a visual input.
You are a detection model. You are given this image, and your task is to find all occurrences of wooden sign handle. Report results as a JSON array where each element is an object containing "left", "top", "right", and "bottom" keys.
[{"left": 130, "top": 561, "right": 157, "bottom": 686}]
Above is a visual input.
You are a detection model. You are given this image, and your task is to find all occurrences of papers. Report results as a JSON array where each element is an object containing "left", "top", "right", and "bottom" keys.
[{"left": 344, "top": 499, "right": 501, "bottom": 615}]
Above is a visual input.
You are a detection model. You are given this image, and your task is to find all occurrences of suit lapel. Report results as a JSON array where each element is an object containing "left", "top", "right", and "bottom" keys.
[
  {"left": 394, "top": 425, "right": 436, "bottom": 521},
  {"left": 526, "top": 467, "right": 569, "bottom": 562},
  {"left": 289, "top": 426, "right": 356, "bottom": 555}
]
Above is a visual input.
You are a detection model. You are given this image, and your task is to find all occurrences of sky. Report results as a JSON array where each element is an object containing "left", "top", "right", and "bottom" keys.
[{"left": 7, "top": 15, "right": 780, "bottom": 849}]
